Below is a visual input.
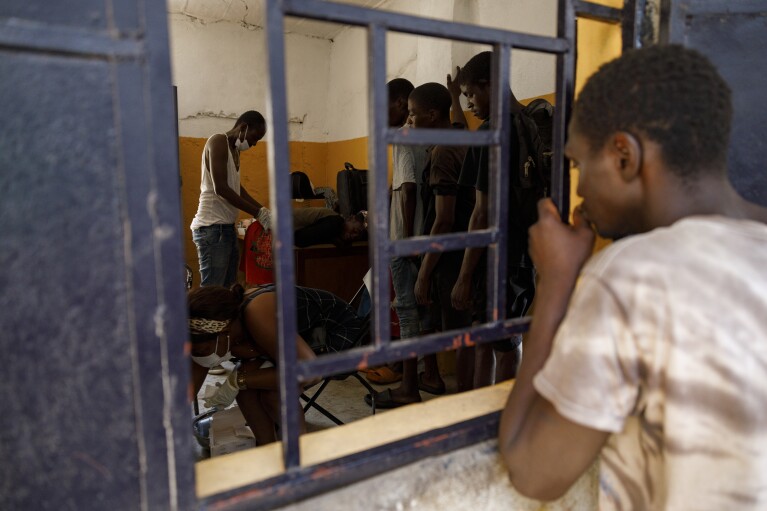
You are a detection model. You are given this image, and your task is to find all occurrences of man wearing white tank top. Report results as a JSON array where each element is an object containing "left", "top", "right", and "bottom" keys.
[{"left": 191, "top": 110, "right": 267, "bottom": 287}]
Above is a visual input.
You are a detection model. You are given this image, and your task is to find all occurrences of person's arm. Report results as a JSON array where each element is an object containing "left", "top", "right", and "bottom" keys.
[
  {"left": 207, "top": 135, "right": 263, "bottom": 218},
  {"left": 447, "top": 66, "right": 468, "bottom": 129},
  {"left": 242, "top": 291, "right": 318, "bottom": 384},
  {"left": 235, "top": 359, "right": 279, "bottom": 390},
  {"left": 239, "top": 185, "right": 264, "bottom": 212},
  {"left": 498, "top": 200, "right": 606, "bottom": 500},
  {"left": 415, "top": 194, "right": 456, "bottom": 305},
  {"left": 394, "top": 145, "right": 419, "bottom": 238},
  {"left": 402, "top": 182, "right": 417, "bottom": 238},
  {"left": 450, "top": 188, "right": 488, "bottom": 310}
]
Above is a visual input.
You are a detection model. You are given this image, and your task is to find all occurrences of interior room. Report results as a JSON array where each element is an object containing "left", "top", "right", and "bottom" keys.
[
  {"left": 171, "top": 0, "right": 552, "bottom": 439},
  {"left": 167, "top": 0, "right": 621, "bottom": 507},
  {"left": 6, "top": 0, "right": 766, "bottom": 509}
]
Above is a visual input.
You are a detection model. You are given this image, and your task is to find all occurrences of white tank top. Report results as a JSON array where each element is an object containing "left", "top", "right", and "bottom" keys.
[{"left": 190, "top": 134, "right": 241, "bottom": 229}]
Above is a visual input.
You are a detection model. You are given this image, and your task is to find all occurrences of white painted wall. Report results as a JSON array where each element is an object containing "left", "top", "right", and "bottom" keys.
[
  {"left": 325, "top": 0, "right": 558, "bottom": 140},
  {"left": 476, "top": 0, "right": 558, "bottom": 101},
  {"left": 168, "top": 0, "right": 557, "bottom": 142},
  {"left": 325, "top": 26, "right": 370, "bottom": 142},
  {"left": 169, "top": 13, "right": 332, "bottom": 141}
]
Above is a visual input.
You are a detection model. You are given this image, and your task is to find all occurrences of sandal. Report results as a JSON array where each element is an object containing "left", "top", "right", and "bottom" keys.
[
  {"left": 364, "top": 388, "right": 421, "bottom": 409},
  {"left": 362, "top": 366, "right": 402, "bottom": 384}
]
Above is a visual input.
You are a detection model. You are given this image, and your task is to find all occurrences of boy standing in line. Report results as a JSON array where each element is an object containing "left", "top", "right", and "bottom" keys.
[
  {"left": 365, "top": 79, "right": 442, "bottom": 408},
  {"left": 500, "top": 45, "right": 767, "bottom": 509},
  {"left": 409, "top": 82, "right": 475, "bottom": 392},
  {"left": 450, "top": 52, "right": 535, "bottom": 386}
]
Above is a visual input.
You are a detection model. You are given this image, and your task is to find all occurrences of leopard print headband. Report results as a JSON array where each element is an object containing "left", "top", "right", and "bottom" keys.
[{"left": 189, "top": 317, "right": 230, "bottom": 335}]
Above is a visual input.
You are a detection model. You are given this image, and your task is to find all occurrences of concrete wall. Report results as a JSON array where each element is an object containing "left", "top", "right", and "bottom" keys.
[
  {"left": 274, "top": 440, "right": 598, "bottom": 511},
  {"left": 169, "top": 12, "right": 332, "bottom": 141}
]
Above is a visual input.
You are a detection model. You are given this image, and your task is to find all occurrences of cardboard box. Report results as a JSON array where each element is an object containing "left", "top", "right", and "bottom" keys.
[{"left": 209, "top": 406, "right": 256, "bottom": 457}]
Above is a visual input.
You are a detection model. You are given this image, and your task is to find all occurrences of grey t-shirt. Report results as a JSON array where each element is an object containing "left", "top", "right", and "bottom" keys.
[{"left": 390, "top": 126, "right": 429, "bottom": 240}]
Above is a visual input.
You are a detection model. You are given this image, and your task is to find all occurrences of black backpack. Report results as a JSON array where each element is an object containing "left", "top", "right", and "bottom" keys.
[
  {"left": 507, "top": 99, "right": 554, "bottom": 267},
  {"left": 514, "top": 98, "right": 554, "bottom": 197}
]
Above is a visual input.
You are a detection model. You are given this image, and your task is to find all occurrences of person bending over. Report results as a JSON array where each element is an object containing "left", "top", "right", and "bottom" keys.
[
  {"left": 499, "top": 45, "right": 767, "bottom": 509},
  {"left": 188, "top": 283, "right": 363, "bottom": 445}
]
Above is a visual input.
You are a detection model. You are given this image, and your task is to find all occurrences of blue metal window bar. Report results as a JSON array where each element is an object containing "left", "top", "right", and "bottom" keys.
[{"left": 201, "top": 1, "right": 644, "bottom": 509}]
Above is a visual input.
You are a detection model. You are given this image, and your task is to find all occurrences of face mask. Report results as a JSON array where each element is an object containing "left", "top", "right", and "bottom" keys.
[
  {"left": 191, "top": 334, "right": 231, "bottom": 368},
  {"left": 235, "top": 127, "right": 250, "bottom": 152}
]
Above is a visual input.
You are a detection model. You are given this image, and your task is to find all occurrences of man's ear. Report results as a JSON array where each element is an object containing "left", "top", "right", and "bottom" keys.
[{"left": 611, "top": 131, "right": 643, "bottom": 182}]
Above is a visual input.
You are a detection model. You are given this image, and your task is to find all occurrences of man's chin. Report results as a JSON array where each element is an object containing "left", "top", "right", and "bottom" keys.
[{"left": 594, "top": 225, "right": 629, "bottom": 241}]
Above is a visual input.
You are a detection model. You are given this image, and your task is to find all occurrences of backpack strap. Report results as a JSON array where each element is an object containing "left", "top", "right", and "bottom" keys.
[{"left": 512, "top": 112, "right": 548, "bottom": 196}]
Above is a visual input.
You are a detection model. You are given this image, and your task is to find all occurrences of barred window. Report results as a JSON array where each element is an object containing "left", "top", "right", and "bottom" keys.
[{"left": 195, "top": 1, "right": 640, "bottom": 508}]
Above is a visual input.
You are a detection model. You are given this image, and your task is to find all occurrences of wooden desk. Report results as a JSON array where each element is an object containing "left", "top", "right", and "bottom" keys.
[{"left": 294, "top": 242, "right": 369, "bottom": 303}]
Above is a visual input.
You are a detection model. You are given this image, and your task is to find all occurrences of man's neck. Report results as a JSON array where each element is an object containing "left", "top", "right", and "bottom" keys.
[{"left": 646, "top": 172, "right": 767, "bottom": 229}]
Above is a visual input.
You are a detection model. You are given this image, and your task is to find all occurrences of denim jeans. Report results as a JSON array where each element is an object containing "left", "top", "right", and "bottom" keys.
[
  {"left": 192, "top": 224, "right": 239, "bottom": 287},
  {"left": 390, "top": 257, "right": 421, "bottom": 339}
]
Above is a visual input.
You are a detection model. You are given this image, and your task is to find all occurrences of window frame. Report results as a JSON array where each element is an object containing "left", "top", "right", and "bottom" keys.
[{"left": 199, "top": 1, "right": 643, "bottom": 508}]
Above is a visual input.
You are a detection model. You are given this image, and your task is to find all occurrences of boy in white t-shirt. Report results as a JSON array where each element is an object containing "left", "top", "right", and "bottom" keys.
[{"left": 499, "top": 45, "right": 767, "bottom": 510}]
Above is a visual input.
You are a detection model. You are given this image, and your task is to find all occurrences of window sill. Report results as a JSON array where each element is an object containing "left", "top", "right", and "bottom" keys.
[{"left": 196, "top": 380, "right": 514, "bottom": 499}]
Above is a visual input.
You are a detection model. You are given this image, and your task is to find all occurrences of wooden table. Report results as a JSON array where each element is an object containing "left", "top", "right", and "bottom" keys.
[{"left": 294, "top": 242, "right": 369, "bottom": 303}]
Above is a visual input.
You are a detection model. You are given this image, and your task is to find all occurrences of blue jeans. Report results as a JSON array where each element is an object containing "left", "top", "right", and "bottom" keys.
[
  {"left": 390, "top": 257, "right": 421, "bottom": 339},
  {"left": 192, "top": 224, "right": 239, "bottom": 287}
]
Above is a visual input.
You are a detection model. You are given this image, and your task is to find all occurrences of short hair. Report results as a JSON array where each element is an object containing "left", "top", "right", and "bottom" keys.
[
  {"left": 234, "top": 110, "right": 266, "bottom": 131},
  {"left": 574, "top": 45, "right": 732, "bottom": 181},
  {"left": 459, "top": 51, "right": 492, "bottom": 86},
  {"left": 388, "top": 78, "right": 414, "bottom": 102},
  {"left": 409, "top": 83, "right": 452, "bottom": 119}
]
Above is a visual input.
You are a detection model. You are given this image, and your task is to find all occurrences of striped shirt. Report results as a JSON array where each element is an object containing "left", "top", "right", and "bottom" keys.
[{"left": 534, "top": 216, "right": 767, "bottom": 510}]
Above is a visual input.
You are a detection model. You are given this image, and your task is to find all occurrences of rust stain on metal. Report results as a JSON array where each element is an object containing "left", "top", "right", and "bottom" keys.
[
  {"left": 356, "top": 351, "right": 370, "bottom": 370},
  {"left": 310, "top": 466, "right": 340, "bottom": 480},
  {"left": 429, "top": 242, "right": 444, "bottom": 250},
  {"left": 450, "top": 332, "right": 475, "bottom": 349},
  {"left": 414, "top": 433, "right": 450, "bottom": 448},
  {"left": 210, "top": 484, "right": 282, "bottom": 510}
]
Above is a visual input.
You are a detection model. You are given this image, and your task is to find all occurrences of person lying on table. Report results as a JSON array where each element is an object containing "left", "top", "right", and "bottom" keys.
[
  {"left": 188, "top": 283, "right": 364, "bottom": 445},
  {"left": 292, "top": 207, "right": 367, "bottom": 248},
  {"left": 239, "top": 208, "right": 367, "bottom": 286}
]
